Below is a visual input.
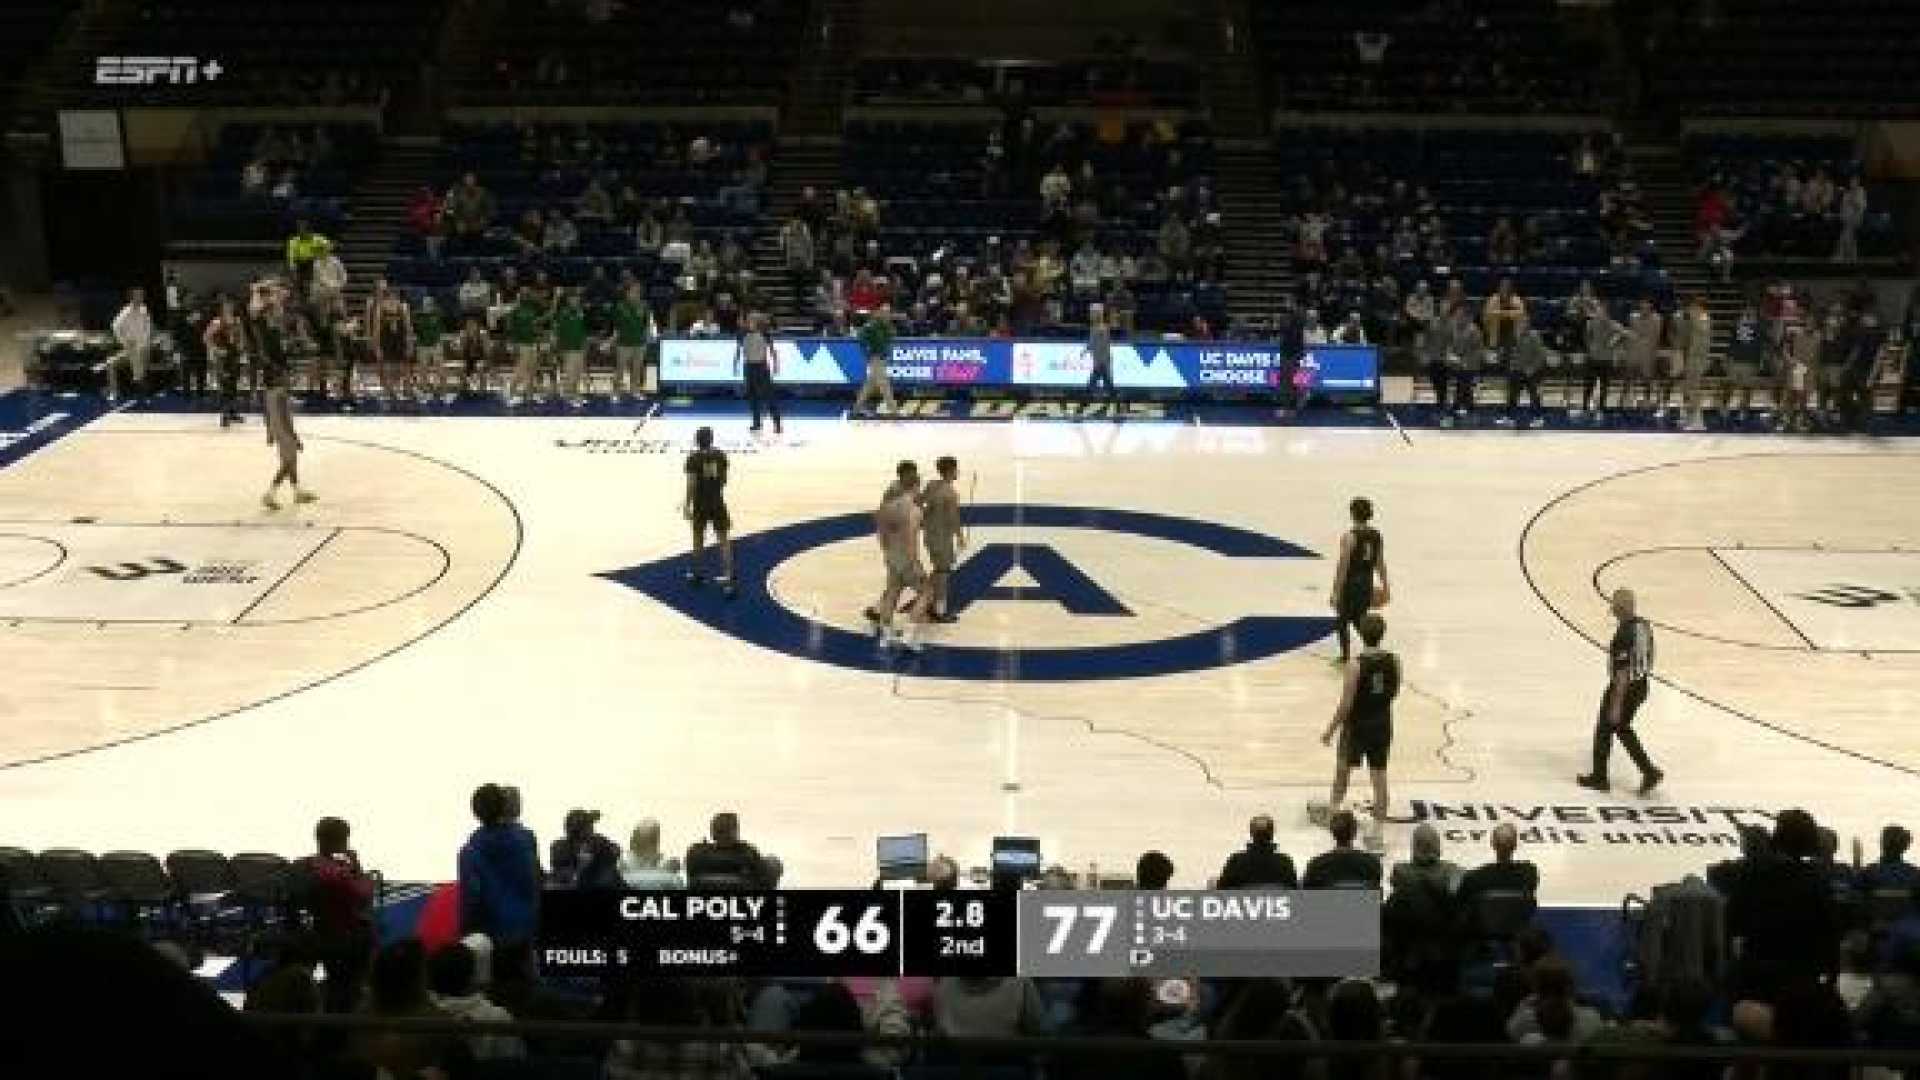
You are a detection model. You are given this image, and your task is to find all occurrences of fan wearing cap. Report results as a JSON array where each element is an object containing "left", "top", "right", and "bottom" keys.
[{"left": 549, "top": 809, "right": 622, "bottom": 890}]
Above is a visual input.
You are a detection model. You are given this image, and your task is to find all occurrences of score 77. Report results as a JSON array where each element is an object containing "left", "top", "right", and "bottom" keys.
[{"left": 1039, "top": 903, "right": 1120, "bottom": 956}]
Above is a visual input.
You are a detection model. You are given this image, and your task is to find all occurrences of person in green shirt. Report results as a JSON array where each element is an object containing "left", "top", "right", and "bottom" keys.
[
  {"left": 553, "top": 289, "right": 590, "bottom": 405},
  {"left": 851, "top": 302, "right": 898, "bottom": 417},
  {"left": 609, "top": 284, "right": 654, "bottom": 401},
  {"left": 506, "top": 290, "right": 549, "bottom": 405},
  {"left": 414, "top": 295, "right": 446, "bottom": 400}
]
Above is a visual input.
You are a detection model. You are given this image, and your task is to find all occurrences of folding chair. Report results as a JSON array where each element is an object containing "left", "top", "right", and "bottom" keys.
[
  {"left": 0, "top": 846, "right": 59, "bottom": 928},
  {"left": 98, "top": 850, "right": 181, "bottom": 931},
  {"left": 36, "top": 848, "right": 114, "bottom": 922}
]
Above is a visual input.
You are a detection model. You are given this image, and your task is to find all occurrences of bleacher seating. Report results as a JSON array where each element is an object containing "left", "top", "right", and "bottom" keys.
[
  {"left": 92, "top": 0, "right": 444, "bottom": 105},
  {"left": 1650, "top": 0, "right": 1920, "bottom": 115},
  {"left": 1277, "top": 127, "right": 1667, "bottom": 343},
  {"left": 167, "top": 123, "right": 378, "bottom": 245},
  {"left": 453, "top": 0, "right": 806, "bottom": 106},
  {"left": 385, "top": 122, "right": 773, "bottom": 317},
  {"left": 1250, "top": 0, "right": 1606, "bottom": 113},
  {"left": 1686, "top": 133, "right": 1900, "bottom": 261},
  {"left": 853, "top": 56, "right": 1199, "bottom": 107},
  {"left": 838, "top": 118, "right": 1227, "bottom": 334}
]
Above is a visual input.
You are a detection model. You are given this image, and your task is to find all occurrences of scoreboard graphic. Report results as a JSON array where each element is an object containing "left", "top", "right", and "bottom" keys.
[{"left": 538, "top": 890, "right": 1378, "bottom": 978}]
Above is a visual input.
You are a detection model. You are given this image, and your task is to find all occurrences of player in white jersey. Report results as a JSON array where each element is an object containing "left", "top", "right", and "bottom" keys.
[{"left": 864, "top": 460, "right": 932, "bottom": 650}]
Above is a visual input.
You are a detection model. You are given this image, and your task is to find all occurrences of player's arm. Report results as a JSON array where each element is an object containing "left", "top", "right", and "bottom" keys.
[
  {"left": 1321, "top": 663, "right": 1360, "bottom": 744},
  {"left": 682, "top": 460, "right": 697, "bottom": 517},
  {"left": 1328, "top": 531, "right": 1353, "bottom": 608}
]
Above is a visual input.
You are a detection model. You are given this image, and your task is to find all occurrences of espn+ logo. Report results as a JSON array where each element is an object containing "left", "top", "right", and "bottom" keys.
[{"left": 94, "top": 56, "right": 225, "bottom": 86}]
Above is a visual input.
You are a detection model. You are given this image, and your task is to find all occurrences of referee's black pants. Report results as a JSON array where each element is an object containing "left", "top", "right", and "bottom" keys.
[
  {"left": 745, "top": 363, "right": 780, "bottom": 431},
  {"left": 1086, "top": 361, "right": 1116, "bottom": 403},
  {"left": 1589, "top": 679, "right": 1656, "bottom": 781}
]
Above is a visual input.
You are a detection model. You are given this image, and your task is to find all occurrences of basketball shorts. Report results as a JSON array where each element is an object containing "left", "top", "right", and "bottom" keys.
[
  {"left": 1337, "top": 584, "right": 1373, "bottom": 621},
  {"left": 1345, "top": 719, "right": 1392, "bottom": 770},
  {"left": 691, "top": 501, "right": 731, "bottom": 535},
  {"left": 925, "top": 536, "right": 957, "bottom": 573},
  {"left": 886, "top": 554, "right": 926, "bottom": 591}
]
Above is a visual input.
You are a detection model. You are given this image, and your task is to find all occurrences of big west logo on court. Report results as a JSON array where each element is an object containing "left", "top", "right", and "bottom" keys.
[
  {"left": 604, "top": 505, "right": 1337, "bottom": 681},
  {"left": 1796, "top": 583, "right": 1920, "bottom": 609}
]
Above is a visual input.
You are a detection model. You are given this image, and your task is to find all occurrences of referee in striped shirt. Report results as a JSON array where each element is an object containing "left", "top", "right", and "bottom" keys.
[{"left": 1578, "top": 588, "right": 1665, "bottom": 795}]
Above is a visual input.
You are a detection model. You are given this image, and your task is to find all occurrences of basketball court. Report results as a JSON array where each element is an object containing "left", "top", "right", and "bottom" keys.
[{"left": 3, "top": 397, "right": 1919, "bottom": 905}]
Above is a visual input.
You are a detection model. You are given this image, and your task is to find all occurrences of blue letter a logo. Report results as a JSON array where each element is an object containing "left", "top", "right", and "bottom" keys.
[{"left": 946, "top": 543, "right": 1132, "bottom": 617}]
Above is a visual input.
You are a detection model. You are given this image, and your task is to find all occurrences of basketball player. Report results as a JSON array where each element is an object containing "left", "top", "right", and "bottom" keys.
[
  {"left": 682, "top": 426, "right": 734, "bottom": 596},
  {"left": 919, "top": 456, "right": 966, "bottom": 623},
  {"left": 261, "top": 355, "right": 315, "bottom": 510},
  {"left": 1320, "top": 613, "right": 1399, "bottom": 847},
  {"left": 865, "top": 461, "right": 931, "bottom": 650},
  {"left": 1576, "top": 588, "right": 1663, "bottom": 795},
  {"left": 1328, "top": 497, "right": 1390, "bottom": 664},
  {"left": 369, "top": 279, "right": 413, "bottom": 403},
  {"left": 851, "top": 305, "right": 898, "bottom": 418},
  {"left": 203, "top": 294, "right": 247, "bottom": 428}
]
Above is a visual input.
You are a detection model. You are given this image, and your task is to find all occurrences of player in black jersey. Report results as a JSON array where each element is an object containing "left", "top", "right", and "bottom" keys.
[
  {"left": 1321, "top": 613, "right": 1400, "bottom": 847},
  {"left": 1577, "top": 588, "right": 1664, "bottom": 794},
  {"left": 683, "top": 426, "right": 735, "bottom": 596},
  {"left": 1329, "top": 497, "right": 1391, "bottom": 664}
]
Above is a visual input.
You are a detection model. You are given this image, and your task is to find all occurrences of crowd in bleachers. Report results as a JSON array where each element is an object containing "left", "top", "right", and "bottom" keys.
[
  {"left": 853, "top": 55, "right": 1198, "bottom": 108},
  {"left": 457, "top": 0, "right": 804, "bottom": 106},
  {"left": 169, "top": 124, "right": 378, "bottom": 245},
  {"left": 1251, "top": 0, "right": 1607, "bottom": 114},
  {"left": 790, "top": 117, "right": 1227, "bottom": 339},
  {"left": 1279, "top": 128, "right": 1658, "bottom": 352},
  {"left": 9, "top": 793, "right": 1920, "bottom": 1079},
  {"left": 1689, "top": 134, "right": 1899, "bottom": 267}
]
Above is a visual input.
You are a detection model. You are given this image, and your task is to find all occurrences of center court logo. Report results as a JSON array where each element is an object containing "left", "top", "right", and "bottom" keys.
[{"left": 603, "top": 505, "right": 1337, "bottom": 681}]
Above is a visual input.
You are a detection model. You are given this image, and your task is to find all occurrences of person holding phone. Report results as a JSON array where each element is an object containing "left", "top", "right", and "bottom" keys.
[{"left": 300, "top": 816, "right": 376, "bottom": 1014}]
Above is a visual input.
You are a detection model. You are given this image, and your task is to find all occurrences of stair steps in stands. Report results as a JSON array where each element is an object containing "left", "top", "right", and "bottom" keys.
[
  {"left": 1214, "top": 139, "right": 1292, "bottom": 330},
  {"left": 337, "top": 136, "right": 442, "bottom": 316},
  {"left": 1625, "top": 141, "right": 1745, "bottom": 353},
  {"left": 752, "top": 136, "right": 843, "bottom": 328}
]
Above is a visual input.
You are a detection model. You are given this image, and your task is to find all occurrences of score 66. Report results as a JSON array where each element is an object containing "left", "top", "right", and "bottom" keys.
[{"left": 814, "top": 904, "right": 892, "bottom": 955}]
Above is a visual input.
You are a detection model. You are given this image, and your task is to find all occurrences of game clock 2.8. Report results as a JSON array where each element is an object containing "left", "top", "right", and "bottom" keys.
[{"left": 901, "top": 889, "right": 1016, "bottom": 976}]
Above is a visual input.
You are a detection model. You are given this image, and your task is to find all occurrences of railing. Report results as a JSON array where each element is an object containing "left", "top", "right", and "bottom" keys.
[{"left": 235, "top": 1014, "right": 1920, "bottom": 1071}]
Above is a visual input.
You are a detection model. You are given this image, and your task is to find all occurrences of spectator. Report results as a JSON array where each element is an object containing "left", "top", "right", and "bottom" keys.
[
  {"left": 456, "top": 783, "right": 542, "bottom": 992},
  {"left": 353, "top": 940, "right": 458, "bottom": 1079},
  {"left": 542, "top": 211, "right": 579, "bottom": 255},
  {"left": 932, "top": 976, "right": 1049, "bottom": 1038},
  {"left": 549, "top": 808, "right": 621, "bottom": 889},
  {"left": 1856, "top": 938, "right": 1920, "bottom": 1052},
  {"left": 1456, "top": 823, "right": 1541, "bottom": 921},
  {"left": 1157, "top": 214, "right": 1192, "bottom": 272},
  {"left": 109, "top": 285, "right": 154, "bottom": 401},
  {"left": 270, "top": 168, "right": 299, "bottom": 201},
  {"left": 1326, "top": 979, "right": 1389, "bottom": 1080},
  {"left": 1136, "top": 851, "right": 1175, "bottom": 889},
  {"left": 1488, "top": 216, "right": 1519, "bottom": 265},
  {"left": 241, "top": 158, "right": 269, "bottom": 196},
  {"left": 1836, "top": 177, "right": 1868, "bottom": 262},
  {"left": 1728, "top": 807, "right": 1842, "bottom": 1003},
  {"left": 1861, "top": 825, "right": 1920, "bottom": 892},
  {"left": 576, "top": 178, "right": 613, "bottom": 223},
  {"left": 457, "top": 266, "right": 494, "bottom": 327},
  {"left": 1217, "top": 814, "right": 1300, "bottom": 889},
  {"left": 428, "top": 941, "right": 525, "bottom": 1062},
  {"left": 296, "top": 815, "right": 376, "bottom": 1014},
  {"left": 1040, "top": 163, "right": 1072, "bottom": 211},
  {"left": 1055, "top": 979, "right": 1188, "bottom": 1080},
  {"left": 447, "top": 172, "right": 497, "bottom": 240},
  {"left": 1507, "top": 955, "right": 1604, "bottom": 1044},
  {"left": 606, "top": 977, "right": 751, "bottom": 1080},
  {"left": 686, "top": 811, "right": 770, "bottom": 887},
  {"left": 618, "top": 819, "right": 685, "bottom": 888},
  {"left": 1391, "top": 823, "right": 1463, "bottom": 895},
  {"left": 1303, "top": 809, "right": 1382, "bottom": 889},
  {"left": 780, "top": 216, "right": 814, "bottom": 294}
]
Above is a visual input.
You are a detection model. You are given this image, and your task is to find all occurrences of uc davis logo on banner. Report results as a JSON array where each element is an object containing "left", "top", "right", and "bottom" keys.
[{"left": 603, "top": 505, "right": 1337, "bottom": 681}]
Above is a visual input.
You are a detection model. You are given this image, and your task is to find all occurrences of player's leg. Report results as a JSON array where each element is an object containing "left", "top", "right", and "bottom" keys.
[
  {"left": 747, "top": 366, "right": 767, "bottom": 430},
  {"left": 1366, "top": 736, "right": 1391, "bottom": 847},
  {"left": 687, "top": 518, "right": 709, "bottom": 583}
]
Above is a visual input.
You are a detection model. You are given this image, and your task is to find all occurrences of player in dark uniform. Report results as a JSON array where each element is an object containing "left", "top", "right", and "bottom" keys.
[
  {"left": 1320, "top": 613, "right": 1400, "bottom": 847},
  {"left": 683, "top": 425, "right": 735, "bottom": 596},
  {"left": 1577, "top": 588, "right": 1664, "bottom": 795},
  {"left": 1329, "top": 497, "right": 1391, "bottom": 664}
]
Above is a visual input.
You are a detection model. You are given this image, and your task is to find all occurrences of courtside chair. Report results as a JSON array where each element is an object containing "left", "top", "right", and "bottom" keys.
[
  {"left": 98, "top": 850, "right": 181, "bottom": 932},
  {"left": 166, "top": 848, "right": 239, "bottom": 947},
  {"left": 35, "top": 848, "right": 114, "bottom": 922},
  {"left": 0, "top": 846, "right": 60, "bottom": 928}
]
